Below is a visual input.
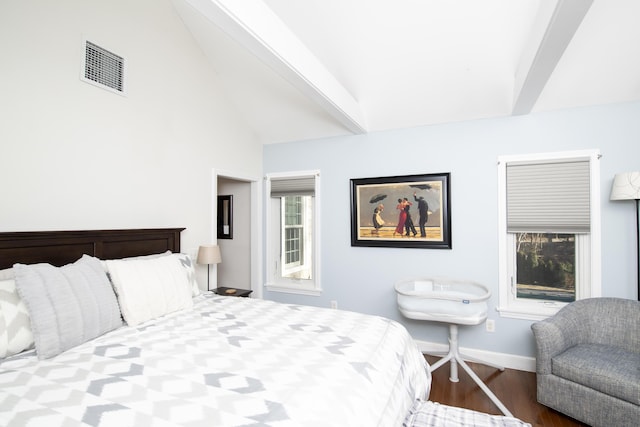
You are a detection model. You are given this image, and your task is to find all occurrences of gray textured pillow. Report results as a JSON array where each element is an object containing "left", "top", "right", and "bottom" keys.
[{"left": 14, "top": 255, "right": 123, "bottom": 359}]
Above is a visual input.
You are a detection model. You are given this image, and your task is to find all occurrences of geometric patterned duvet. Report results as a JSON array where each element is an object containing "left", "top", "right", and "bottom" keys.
[{"left": 1, "top": 293, "right": 430, "bottom": 426}]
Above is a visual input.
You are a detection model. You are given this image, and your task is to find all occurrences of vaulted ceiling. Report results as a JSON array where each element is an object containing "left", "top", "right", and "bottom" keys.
[{"left": 172, "top": 0, "right": 640, "bottom": 144}]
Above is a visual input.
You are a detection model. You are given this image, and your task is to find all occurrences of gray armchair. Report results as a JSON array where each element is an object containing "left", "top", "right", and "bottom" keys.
[{"left": 531, "top": 297, "right": 639, "bottom": 427}]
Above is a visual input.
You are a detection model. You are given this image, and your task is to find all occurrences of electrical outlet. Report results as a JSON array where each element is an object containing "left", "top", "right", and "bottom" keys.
[
  {"left": 485, "top": 319, "right": 495, "bottom": 332},
  {"left": 330, "top": 300, "right": 338, "bottom": 309}
]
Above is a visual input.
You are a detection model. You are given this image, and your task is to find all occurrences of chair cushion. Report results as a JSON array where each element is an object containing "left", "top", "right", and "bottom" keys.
[{"left": 552, "top": 343, "right": 640, "bottom": 405}]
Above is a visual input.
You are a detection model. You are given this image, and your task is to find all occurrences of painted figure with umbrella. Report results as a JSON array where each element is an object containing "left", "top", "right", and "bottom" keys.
[
  {"left": 370, "top": 194, "right": 387, "bottom": 235},
  {"left": 411, "top": 184, "right": 431, "bottom": 237}
]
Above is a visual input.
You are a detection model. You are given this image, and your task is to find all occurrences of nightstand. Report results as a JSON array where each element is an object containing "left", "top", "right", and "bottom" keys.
[{"left": 213, "top": 287, "right": 253, "bottom": 298}]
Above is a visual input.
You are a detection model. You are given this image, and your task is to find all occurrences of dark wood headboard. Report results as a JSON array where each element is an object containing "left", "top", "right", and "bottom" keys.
[{"left": 0, "top": 228, "right": 185, "bottom": 269}]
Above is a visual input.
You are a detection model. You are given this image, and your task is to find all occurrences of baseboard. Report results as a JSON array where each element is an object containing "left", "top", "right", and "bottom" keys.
[{"left": 414, "top": 339, "right": 536, "bottom": 373}]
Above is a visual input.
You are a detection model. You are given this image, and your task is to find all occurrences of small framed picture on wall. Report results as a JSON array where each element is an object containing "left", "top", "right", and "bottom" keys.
[{"left": 217, "top": 195, "right": 233, "bottom": 239}]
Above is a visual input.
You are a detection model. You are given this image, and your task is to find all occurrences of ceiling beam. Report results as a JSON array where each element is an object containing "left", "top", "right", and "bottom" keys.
[
  {"left": 181, "top": 0, "right": 367, "bottom": 134},
  {"left": 512, "top": 0, "right": 593, "bottom": 115}
]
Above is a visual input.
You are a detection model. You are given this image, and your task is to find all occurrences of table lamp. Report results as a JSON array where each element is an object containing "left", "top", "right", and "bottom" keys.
[{"left": 197, "top": 245, "right": 221, "bottom": 291}]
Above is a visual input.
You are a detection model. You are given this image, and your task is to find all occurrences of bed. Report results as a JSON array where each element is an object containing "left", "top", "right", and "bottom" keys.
[{"left": 0, "top": 228, "right": 430, "bottom": 426}]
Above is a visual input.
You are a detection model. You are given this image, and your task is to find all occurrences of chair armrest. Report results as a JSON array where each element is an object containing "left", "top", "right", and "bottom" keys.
[
  {"left": 530, "top": 320, "right": 568, "bottom": 374},
  {"left": 530, "top": 300, "right": 588, "bottom": 374}
]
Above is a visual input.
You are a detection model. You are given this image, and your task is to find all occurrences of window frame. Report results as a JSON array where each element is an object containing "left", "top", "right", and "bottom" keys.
[
  {"left": 265, "top": 171, "right": 321, "bottom": 296},
  {"left": 497, "top": 150, "right": 601, "bottom": 320}
]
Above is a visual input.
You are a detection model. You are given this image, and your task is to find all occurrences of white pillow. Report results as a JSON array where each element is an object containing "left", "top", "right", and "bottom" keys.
[
  {"left": 0, "top": 279, "right": 34, "bottom": 358},
  {"left": 101, "top": 252, "right": 200, "bottom": 296},
  {"left": 0, "top": 268, "right": 14, "bottom": 281},
  {"left": 105, "top": 255, "right": 193, "bottom": 327},
  {"left": 173, "top": 252, "right": 200, "bottom": 296}
]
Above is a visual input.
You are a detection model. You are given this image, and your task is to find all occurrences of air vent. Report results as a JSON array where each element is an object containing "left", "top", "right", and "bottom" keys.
[{"left": 82, "top": 40, "right": 125, "bottom": 95}]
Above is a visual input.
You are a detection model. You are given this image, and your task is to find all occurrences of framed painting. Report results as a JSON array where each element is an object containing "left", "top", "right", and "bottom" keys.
[
  {"left": 217, "top": 195, "right": 233, "bottom": 239},
  {"left": 350, "top": 173, "right": 451, "bottom": 249}
]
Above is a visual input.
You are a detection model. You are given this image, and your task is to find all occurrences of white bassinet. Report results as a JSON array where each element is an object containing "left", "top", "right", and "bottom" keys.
[
  {"left": 394, "top": 277, "right": 513, "bottom": 417},
  {"left": 394, "top": 277, "right": 490, "bottom": 325}
]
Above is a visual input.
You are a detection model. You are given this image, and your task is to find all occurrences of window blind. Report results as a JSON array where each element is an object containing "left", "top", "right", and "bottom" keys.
[
  {"left": 506, "top": 158, "right": 590, "bottom": 233},
  {"left": 270, "top": 176, "right": 316, "bottom": 197}
]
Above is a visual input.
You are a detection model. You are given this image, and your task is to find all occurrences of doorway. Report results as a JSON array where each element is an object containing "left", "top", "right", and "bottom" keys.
[{"left": 214, "top": 172, "right": 261, "bottom": 298}]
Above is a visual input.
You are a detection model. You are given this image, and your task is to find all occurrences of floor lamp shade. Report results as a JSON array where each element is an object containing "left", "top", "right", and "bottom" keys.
[
  {"left": 610, "top": 172, "right": 640, "bottom": 301},
  {"left": 610, "top": 172, "right": 640, "bottom": 201},
  {"left": 197, "top": 245, "right": 221, "bottom": 291}
]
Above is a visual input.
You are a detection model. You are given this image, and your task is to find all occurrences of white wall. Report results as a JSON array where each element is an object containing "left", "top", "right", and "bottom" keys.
[
  {"left": 0, "top": 0, "right": 263, "bottom": 288},
  {"left": 263, "top": 101, "right": 640, "bottom": 360}
]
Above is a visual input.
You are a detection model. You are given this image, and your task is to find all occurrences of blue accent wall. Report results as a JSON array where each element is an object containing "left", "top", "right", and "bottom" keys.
[{"left": 263, "top": 101, "right": 640, "bottom": 358}]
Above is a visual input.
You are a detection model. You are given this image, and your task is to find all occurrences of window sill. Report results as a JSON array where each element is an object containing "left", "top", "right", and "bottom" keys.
[
  {"left": 496, "top": 302, "right": 566, "bottom": 321},
  {"left": 265, "top": 283, "right": 322, "bottom": 296}
]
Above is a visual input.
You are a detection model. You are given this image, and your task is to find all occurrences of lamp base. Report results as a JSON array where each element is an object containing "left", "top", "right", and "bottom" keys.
[{"left": 636, "top": 199, "right": 640, "bottom": 301}]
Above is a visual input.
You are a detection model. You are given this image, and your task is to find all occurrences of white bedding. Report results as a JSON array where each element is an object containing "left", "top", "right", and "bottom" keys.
[{"left": 1, "top": 293, "right": 430, "bottom": 426}]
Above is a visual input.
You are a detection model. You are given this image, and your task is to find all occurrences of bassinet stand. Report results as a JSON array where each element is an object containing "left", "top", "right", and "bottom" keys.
[
  {"left": 428, "top": 322, "right": 513, "bottom": 417},
  {"left": 395, "top": 278, "right": 513, "bottom": 417}
]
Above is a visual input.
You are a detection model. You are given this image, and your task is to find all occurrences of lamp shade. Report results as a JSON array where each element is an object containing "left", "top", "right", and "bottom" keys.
[
  {"left": 610, "top": 172, "right": 640, "bottom": 201},
  {"left": 197, "top": 245, "right": 221, "bottom": 265}
]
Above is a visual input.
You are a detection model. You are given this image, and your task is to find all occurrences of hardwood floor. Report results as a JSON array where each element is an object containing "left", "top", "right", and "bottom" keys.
[{"left": 424, "top": 355, "right": 590, "bottom": 427}]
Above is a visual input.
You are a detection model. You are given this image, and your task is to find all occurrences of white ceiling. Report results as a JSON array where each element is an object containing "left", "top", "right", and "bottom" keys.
[{"left": 172, "top": 0, "right": 640, "bottom": 144}]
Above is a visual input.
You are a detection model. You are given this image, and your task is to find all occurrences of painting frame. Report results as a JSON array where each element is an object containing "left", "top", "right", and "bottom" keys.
[
  {"left": 350, "top": 173, "right": 451, "bottom": 249},
  {"left": 217, "top": 195, "right": 233, "bottom": 239}
]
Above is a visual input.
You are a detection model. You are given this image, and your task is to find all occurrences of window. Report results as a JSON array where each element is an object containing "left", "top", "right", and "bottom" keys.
[
  {"left": 497, "top": 150, "right": 601, "bottom": 320},
  {"left": 284, "top": 196, "right": 303, "bottom": 266},
  {"left": 282, "top": 195, "right": 312, "bottom": 278},
  {"left": 514, "top": 233, "right": 576, "bottom": 303},
  {"left": 266, "top": 171, "right": 321, "bottom": 295}
]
